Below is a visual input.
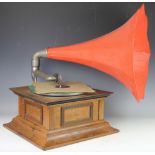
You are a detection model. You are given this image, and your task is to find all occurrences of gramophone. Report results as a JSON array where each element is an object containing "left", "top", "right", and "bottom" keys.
[{"left": 4, "top": 4, "right": 150, "bottom": 150}]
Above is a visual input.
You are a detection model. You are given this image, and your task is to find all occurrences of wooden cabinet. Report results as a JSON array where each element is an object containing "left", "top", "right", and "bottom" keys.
[
  {"left": 4, "top": 86, "right": 119, "bottom": 150},
  {"left": 19, "top": 97, "right": 103, "bottom": 129}
]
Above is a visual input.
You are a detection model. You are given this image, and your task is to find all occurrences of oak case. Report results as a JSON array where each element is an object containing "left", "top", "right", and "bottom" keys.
[{"left": 4, "top": 86, "right": 119, "bottom": 150}]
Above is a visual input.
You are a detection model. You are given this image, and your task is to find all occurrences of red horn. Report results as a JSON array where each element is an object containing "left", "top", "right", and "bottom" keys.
[{"left": 47, "top": 4, "right": 150, "bottom": 101}]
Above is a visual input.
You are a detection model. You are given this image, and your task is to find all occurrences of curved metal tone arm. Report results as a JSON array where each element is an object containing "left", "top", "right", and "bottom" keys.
[{"left": 31, "top": 49, "right": 58, "bottom": 82}]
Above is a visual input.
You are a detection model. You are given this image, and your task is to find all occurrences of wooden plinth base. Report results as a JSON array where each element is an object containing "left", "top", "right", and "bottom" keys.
[{"left": 4, "top": 116, "right": 118, "bottom": 150}]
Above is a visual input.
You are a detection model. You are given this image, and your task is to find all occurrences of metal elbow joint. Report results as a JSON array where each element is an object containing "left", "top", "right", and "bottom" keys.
[
  {"left": 31, "top": 49, "right": 60, "bottom": 83},
  {"left": 32, "top": 49, "right": 48, "bottom": 82}
]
